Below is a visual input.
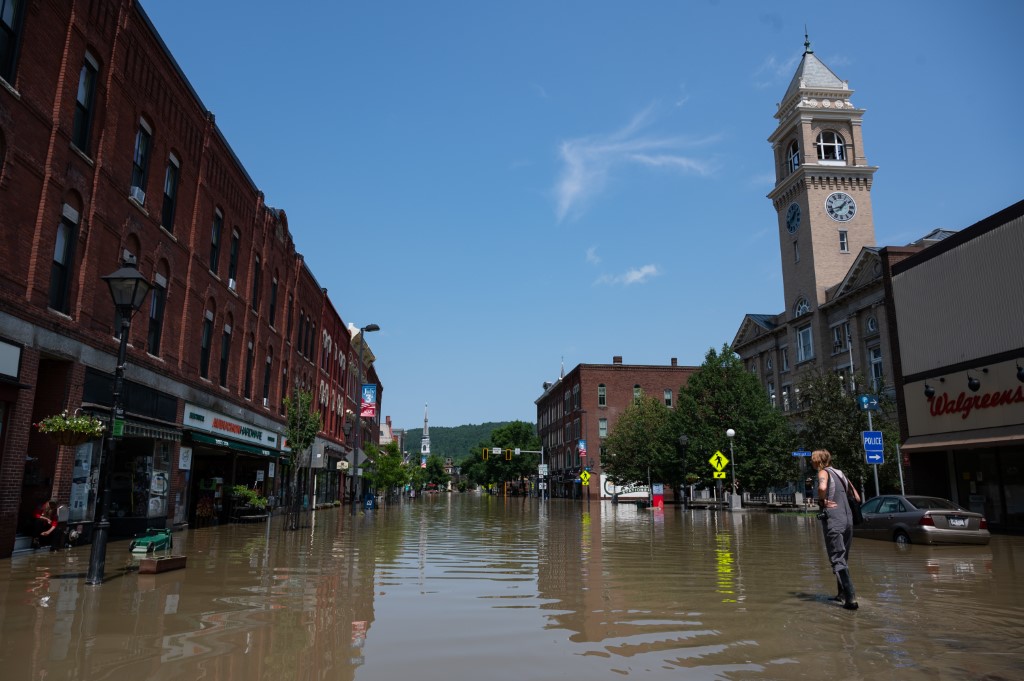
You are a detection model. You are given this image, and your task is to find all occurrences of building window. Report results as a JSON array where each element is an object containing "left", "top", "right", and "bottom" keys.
[
  {"left": 72, "top": 52, "right": 99, "bottom": 153},
  {"left": 815, "top": 131, "right": 846, "bottom": 163},
  {"left": 839, "top": 230, "right": 849, "bottom": 253},
  {"left": 782, "top": 386, "right": 791, "bottom": 412},
  {"left": 867, "top": 316, "right": 878, "bottom": 333},
  {"left": 662, "top": 388, "right": 671, "bottom": 407},
  {"left": 598, "top": 384, "right": 606, "bottom": 406},
  {"left": 598, "top": 418, "right": 608, "bottom": 438},
  {"left": 227, "top": 230, "right": 240, "bottom": 287},
  {"left": 244, "top": 339, "right": 255, "bottom": 399},
  {"left": 832, "top": 324, "right": 849, "bottom": 353},
  {"left": 280, "top": 367, "right": 288, "bottom": 414},
  {"left": 0, "top": 0, "right": 25, "bottom": 84},
  {"left": 633, "top": 385, "right": 642, "bottom": 401},
  {"left": 209, "top": 211, "right": 223, "bottom": 274},
  {"left": 199, "top": 311, "right": 213, "bottom": 379},
  {"left": 147, "top": 273, "right": 167, "bottom": 356},
  {"left": 797, "top": 325, "right": 814, "bottom": 363},
  {"left": 794, "top": 297, "right": 810, "bottom": 317},
  {"left": 130, "top": 118, "right": 152, "bottom": 200},
  {"left": 573, "top": 384, "right": 580, "bottom": 410},
  {"left": 781, "top": 348, "right": 790, "bottom": 372},
  {"left": 787, "top": 140, "right": 800, "bottom": 174},
  {"left": 285, "top": 295, "right": 294, "bottom": 342},
  {"left": 251, "top": 255, "right": 261, "bottom": 312},
  {"left": 793, "top": 240, "right": 800, "bottom": 263},
  {"left": 161, "top": 154, "right": 179, "bottom": 232},
  {"left": 49, "top": 204, "right": 79, "bottom": 313},
  {"left": 767, "top": 381, "right": 776, "bottom": 407},
  {"left": 766, "top": 356, "right": 773, "bottom": 371},
  {"left": 219, "top": 323, "right": 232, "bottom": 387},
  {"left": 262, "top": 351, "right": 273, "bottom": 407},
  {"left": 298, "top": 312, "right": 306, "bottom": 356},
  {"left": 268, "top": 277, "right": 278, "bottom": 328},
  {"left": 870, "top": 346, "right": 884, "bottom": 390},
  {"left": 308, "top": 322, "right": 316, "bottom": 359}
]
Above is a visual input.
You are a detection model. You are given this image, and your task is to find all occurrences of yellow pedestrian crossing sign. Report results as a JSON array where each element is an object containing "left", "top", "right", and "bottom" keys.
[
  {"left": 580, "top": 470, "right": 591, "bottom": 486},
  {"left": 708, "top": 451, "right": 729, "bottom": 471}
]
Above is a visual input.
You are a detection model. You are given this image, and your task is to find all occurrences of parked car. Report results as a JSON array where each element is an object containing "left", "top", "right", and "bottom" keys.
[{"left": 854, "top": 495, "right": 990, "bottom": 545}]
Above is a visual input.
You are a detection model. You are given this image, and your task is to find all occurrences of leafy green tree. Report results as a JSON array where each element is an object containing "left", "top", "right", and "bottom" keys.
[
  {"left": 674, "top": 345, "right": 795, "bottom": 493},
  {"left": 797, "top": 370, "right": 903, "bottom": 497},
  {"left": 363, "top": 441, "right": 408, "bottom": 500},
  {"left": 466, "top": 420, "right": 541, "bottom": 488},
  {"left": 423, "top": 454, "right": 450, "bottom": 488},
  {"left": 602, "top": 396, "right": 679, "bottom": 488},
  {"left": 282, "top": 389, "right": 322, "bottom": 529}
]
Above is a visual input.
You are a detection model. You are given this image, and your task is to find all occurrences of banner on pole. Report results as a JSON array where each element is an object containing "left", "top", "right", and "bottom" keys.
[{"left": 360, "top": 384, "right": 377, "bottom": 418}]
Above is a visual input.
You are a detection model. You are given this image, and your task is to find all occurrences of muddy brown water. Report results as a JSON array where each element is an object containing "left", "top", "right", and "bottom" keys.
[{"left": 1, "top": 494, "right": 1021, "bottom": 680}]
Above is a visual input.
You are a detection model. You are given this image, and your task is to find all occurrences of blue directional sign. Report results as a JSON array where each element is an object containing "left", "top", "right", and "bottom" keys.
[
  {"left": 857, "top": 394, "right": 880, "bottom": 412},
  {"left": 792, "top": 450, "right": 812, "bottom": 457},
  {"left": 862, "top": 430, "right": 885, "bottom": 465}
]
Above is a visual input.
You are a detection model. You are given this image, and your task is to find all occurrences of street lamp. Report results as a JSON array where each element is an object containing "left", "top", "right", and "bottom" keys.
[
  {"left": 87, "top": 260, "right": 152, "bottom": 585},
  {"left": 726, "top": 428, "right": 739, "bottom": 510},
  {"left": 351, "top": 323, "right": 379, "bottom": 514}
]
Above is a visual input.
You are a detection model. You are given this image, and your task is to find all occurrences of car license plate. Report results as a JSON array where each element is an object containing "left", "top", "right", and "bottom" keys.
[{"left": 949, "top": 517, "right": 967, "bottom": 528}]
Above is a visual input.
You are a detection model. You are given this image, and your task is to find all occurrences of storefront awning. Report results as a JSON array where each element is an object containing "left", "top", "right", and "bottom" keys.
[
  {"left": 125, "top": 421, "right": 181, "bottom": 442},
  {"left": 190, "top": 432, "right": 278, "bottom": 457},
  {"left": 901, "top": 424, "right": 1024, "bottom": 452}
]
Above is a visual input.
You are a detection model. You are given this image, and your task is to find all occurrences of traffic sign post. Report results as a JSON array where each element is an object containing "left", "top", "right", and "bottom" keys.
[
  {"left": 862, "top": 430, "right": 884, "bottom": 496},
  {"left": 857, "top": 394, "right": 880, "bottom": 412}
]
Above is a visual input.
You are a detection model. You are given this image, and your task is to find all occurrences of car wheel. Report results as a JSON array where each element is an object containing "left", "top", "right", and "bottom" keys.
[{"left": 894, "top": 530, "right": 910, "bottom": 545}]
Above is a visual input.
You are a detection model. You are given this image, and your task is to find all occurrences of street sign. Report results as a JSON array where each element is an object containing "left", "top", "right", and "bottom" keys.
[
  {"left": 792, "top": 450, "right": 812, "bottom": 457},
  {"left": 713, "top": 471, "right": 726, "bottom": 479},
  {"left": 580, "top": 471, "right": 591, "bottom": 486},
  {"left": 538, "top": 464, "right": 548, "bottom": 476},
  {"left": 863, "top": 430, "right": 885, "bottom": 465},
  {"left": 857, "top": 394, "right": 880, "bottom": 412},
  {"left": 709, "top": 451, "right": 729, "bottom": 471}
]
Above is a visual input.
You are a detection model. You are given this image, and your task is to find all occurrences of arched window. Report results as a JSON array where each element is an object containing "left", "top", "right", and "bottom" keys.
[
  {"left": 787, "top": 140, "right": 800, "bottom": 173},
  {"left": 794, "top": 297, "right": 810, "bottom": 317},
  {"left": 816, "top": 131, "right": 846, "bottom": 163},
  {"left": 49, "top": 202, "right": 80, "bottom": 313}
]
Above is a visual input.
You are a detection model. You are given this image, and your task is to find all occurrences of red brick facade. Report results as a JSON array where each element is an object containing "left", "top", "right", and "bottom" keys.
[{"left": 0, "top": 0, "right": 380, "bottom": 556}]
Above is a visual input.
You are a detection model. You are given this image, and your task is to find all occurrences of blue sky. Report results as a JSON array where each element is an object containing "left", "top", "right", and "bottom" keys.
[{"left": 140, "top": 1, "right": 1024, "bottom": 431}]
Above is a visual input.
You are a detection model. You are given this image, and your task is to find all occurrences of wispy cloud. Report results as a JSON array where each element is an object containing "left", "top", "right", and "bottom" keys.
[
  {"left": 554, "top": 107, "right": 719, "bottom": 222},
  {"left": 595, "top": 264, "right": 660, "bottom": 286},
  {"left": 585, "top": 246, "right": 601, "bottom": 265},
  {"left": 753, "top": 53, "right": 800, "bottom": 90}
]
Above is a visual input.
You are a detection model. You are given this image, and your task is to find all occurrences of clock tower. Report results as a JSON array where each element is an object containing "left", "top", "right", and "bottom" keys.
[{"left": 767, "top": 36, "right": 878, "bottom": 318}]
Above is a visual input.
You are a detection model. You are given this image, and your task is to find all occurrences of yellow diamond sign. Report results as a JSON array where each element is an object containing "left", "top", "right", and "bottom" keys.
[
  {"left": 580, "top": 470, "right": 591, "bottom": 486},
  {"left": 708, "top": 451, "right": 729, "bottom": 471}
]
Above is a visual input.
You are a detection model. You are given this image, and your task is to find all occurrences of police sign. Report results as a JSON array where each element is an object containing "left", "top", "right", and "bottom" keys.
[{"left": 862, "top": 431, "right": 884, "bottom": 465}]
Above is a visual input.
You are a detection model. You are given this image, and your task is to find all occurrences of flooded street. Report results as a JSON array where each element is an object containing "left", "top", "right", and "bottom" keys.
[{"left": 1, "top": 494, "right": 1022, "bottom": 681}]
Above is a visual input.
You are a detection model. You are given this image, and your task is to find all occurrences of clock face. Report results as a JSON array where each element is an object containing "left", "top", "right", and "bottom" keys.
[
  {"left": 785, "top": 203, "right": 801, "bottom": 233},
  {"left": 825, "top": 192, "right": 856, "bottom": 222}
]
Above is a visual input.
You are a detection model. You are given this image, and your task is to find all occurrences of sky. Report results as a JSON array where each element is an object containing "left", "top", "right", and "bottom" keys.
[{"left": 139, "top": 1, "right": 1024, "bottom": 431}]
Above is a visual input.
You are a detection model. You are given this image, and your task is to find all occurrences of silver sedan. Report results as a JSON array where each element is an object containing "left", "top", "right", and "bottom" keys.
[{"left": 854, "top": 495, "right": 990, "bottom": 545}]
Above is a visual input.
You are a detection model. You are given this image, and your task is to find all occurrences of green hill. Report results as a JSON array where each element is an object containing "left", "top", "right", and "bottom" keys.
[{"left": 402, "top": 422, "right": 532, "bottom": 462}]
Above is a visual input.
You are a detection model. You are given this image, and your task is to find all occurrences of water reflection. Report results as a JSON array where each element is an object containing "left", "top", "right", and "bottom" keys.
[{"left": 0, "top": 494, "right": 1022, "bottom": 680}]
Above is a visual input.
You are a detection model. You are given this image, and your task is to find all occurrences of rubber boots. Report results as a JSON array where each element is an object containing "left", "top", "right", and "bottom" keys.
[
  {"left": 837, "top": 568, "right": 859, "bottom": 610},
  {"left": 830, "top": 575, "right": 845, "bottom": 603}
]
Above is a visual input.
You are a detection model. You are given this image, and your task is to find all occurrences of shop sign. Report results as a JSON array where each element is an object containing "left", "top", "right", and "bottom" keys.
[
  {"left": 184, "top": 402, "right": 279, "bottom": 449},
  {"left": 907, "top": 358, "right": 1024, "bottom": 437},
  {"left": 0, "top": 338, "right": 21, "bottom": 380}
]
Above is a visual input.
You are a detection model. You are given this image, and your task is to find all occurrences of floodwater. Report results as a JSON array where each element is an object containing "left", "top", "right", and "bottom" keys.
[{"left": 1, "top": 495, "right": 1022, "bottom": 681}]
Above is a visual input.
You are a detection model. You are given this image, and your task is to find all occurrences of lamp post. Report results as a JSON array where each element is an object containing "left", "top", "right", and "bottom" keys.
[
  {"left": 351, "top": 323, "right": 379, "bottom": 515},
  {"left": 726, "top": 428, "right": 739, "bottom": 511},
  {"left": 87, "top": 261, "right": 152, "bottom": 585},
  {"left": 678, "top": 434, "right": 689, "bottom": 506}
]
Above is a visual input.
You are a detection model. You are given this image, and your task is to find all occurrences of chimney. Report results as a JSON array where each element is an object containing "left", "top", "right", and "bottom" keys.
[
  {"left": 671, "top": 358, "right": 678, "bottom": 367},
  {"left": 613, "top": 356, "right": 623, "bottom": 365}
]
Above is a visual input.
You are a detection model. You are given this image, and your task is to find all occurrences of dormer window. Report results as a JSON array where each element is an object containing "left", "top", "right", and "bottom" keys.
[{"left": 816, "top": 131, "right": 846, "bottom": 164}]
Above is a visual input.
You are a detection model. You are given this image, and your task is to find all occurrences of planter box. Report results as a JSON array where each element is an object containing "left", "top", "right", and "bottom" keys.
[{"left": 138, "top": 554, "right": 187, "bottom": 574}]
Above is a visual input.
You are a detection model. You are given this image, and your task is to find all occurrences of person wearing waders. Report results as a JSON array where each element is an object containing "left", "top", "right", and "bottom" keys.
[{"left": 812, "top": 449, "right": 861, "bottom": 610}]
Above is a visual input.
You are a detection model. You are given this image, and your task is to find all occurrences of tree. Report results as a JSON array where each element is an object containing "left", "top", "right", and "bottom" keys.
[
  {"left": 798, "top": 370, "right": 903, "bottom": 497},
  {"left": 602, "top": 396, "right": 679, "bottom": 488},
  {"left": 466, "top": 420, "right": 540, "bottom": 489},
  {"left": 673, "top": 345, "right": 795, "bottom": 493},
  {"left": 423, "top": 454, "right": 450, "bottom": 489},
  {"left": 282, "top": 389, "right": 322, "bottom": 529},
  {"left": 363, "top": 441, "right": 408, "bottom": 502}
]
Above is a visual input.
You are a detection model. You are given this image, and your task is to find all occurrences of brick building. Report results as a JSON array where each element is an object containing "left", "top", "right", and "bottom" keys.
[
  {"left": 0, "top": 0, "right": 380, "bottom": 557},
  {"left": 535, "top": 357, "right": 696, "bottom": 500}
]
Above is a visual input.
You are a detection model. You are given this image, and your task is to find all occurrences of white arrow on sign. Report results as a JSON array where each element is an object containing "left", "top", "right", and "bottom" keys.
[{"left": 867, "top": 453, "right": 883, "bottom": 463}]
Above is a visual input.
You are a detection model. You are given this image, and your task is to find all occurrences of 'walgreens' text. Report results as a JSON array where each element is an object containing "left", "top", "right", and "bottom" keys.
[{"left": 929, "top": 387, "right": 1024, "bottom": 420}]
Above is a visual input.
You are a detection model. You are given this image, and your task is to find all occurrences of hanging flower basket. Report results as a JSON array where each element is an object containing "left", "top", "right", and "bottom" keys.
[{"left": 35, "top": 410, "right": 105, "bottom": 447}]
